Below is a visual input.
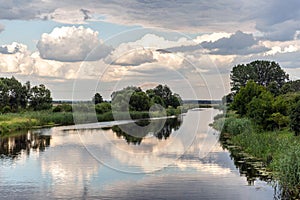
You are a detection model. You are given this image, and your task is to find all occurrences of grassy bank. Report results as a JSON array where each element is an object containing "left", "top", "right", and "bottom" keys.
[
  {"left": 0, "top": 106, "right": 185, "bottom": 135},
  {"left": 212, "top": 112, "right": 300, "bottom": 198},
  {"left": 0, "top": 111, "right": 74, "bottom": 135}
]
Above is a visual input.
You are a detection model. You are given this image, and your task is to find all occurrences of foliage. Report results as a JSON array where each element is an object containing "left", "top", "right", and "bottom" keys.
[
  {"left": 280, "top": 80, "right": 300, "bottom": 94},
  {"left": 246, "top": 90, "right": 274, "bottom": 129},
  {"left": 148, "top": 84, "right": 182, "bottom": 108},
  {"left": 95, "top": 102, "right": 111, "bottom": 114},
  {"left": 0, "top": 77, "right": 30, "bottom": 111},
  {"left": 268, "top": 112, "right": 290, "bottom": 130},
  {"left": 53, "top": 104, "right": 72, "bottom": 112},
  {"left": 231, "top": 81, "right": 266, "bottom": 116},
  {"left": 111, "top": 85, "right": 182, "bottom": 113},
  {"left": 2, "top": 105, "right": 12, "bottom": 113},
  {"left": 29, "top": 84, "right": 52, "bottom": 110},
  {"left": 213, "top": 116, "right": 252, "bottom": 135},
  {"left": 275, "top": 145, "right": 300, "bottom": 196},
  {"left": 129, "top": 91, "right": 150, "bottom": 111},
  {"left": 230, "top": 60, "right": 289, "bottom": 94},
  {"left": 290, "top": 100, "right": 300, "bottom": 136},
  {"left": 93, "top": 93, "right": 103, "bottom": 104},
  {"left": 0, "top": 77, "right": 52, "bottom": 112}
]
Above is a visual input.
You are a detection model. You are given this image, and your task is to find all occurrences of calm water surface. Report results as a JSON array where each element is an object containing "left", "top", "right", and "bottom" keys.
[{"left": 0, "top": 109, "right": 275, "bottom": 199}]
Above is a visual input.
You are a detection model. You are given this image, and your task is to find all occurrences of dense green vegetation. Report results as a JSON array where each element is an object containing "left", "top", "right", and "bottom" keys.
[
  {"left": 214, "top": 60, "right": 300, "bottom": 198},
  {"left": 0, "top": 77, "right": 185, "bottom": 134},
  {"left": 0, "top": 77, "right": 52, "bottom": 112}
]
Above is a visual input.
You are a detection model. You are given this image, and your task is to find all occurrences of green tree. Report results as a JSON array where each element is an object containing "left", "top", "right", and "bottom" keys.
[
  {"left": 246, "top": 90, "right": 274, "bottom": 128},
  {"left": 290, "top": 100, "right": 300, "bottom": 136},
  {"left": 280, "top": 80, "right": 300, "bottom": 94},
  {"left": 151, "top": 85, "right": 181, "bottom": 108},
  {"left": 129, "top": 91, "right": 150, "bottom": 111},
  {"left": 29, "top": 84, "right": 52, "bottom": 110},
  {"left": 230, "top": 60, "right": 289, "bottom": 93},
  {"left": 93, "top": 93, "right": 103, "bottom": 104},
  {"left": 111, "top": 86, "right": 142, "bottom": 112},
  {"left": 231, "top": 81, "right": 266, "bottom": 116},
  {"left": 0, "top": 77, "right": 29, "bottom": 111},
  {"left": 230, "top": 63, "right": 255, "bottom": 93}
]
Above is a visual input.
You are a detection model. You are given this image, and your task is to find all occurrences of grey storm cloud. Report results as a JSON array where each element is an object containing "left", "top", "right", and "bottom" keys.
[
  {"left": 1, "top": 0, "right": 300, "bottom": 41},
  {"left": 201, "top": 31, "right": 255, "bottom": 50},
  {"left": 254, "top": 0, "right": 300, "bottom": 41},
  {"left": 200, "top": 31, "right": 269, "bottom": 55},
  {"left": 163, "top": 31, "right": 269, "bottom": 55}
]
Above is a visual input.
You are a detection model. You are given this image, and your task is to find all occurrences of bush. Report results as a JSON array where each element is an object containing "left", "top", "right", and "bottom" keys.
[
  {"left": 2, "top": 106, "right": 12, "bottom": 113},
  {"left": 95, "top": 102, "right": 111, "bottom": 114},
  {"left": 53, "top": 104, "right": 72, "bottom": 113},
  {"left": 52, "top": 105, "right": 62, "bottom": 112}
]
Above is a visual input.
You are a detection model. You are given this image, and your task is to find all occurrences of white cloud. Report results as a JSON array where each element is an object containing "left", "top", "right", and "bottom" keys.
[
  {"left": 107, "top": 48, "right": 156, "bottom": 66},
  {"left": 0, "top": 42, "right": 34, "bottom": 74},
  {"left": 37, "top": 26, "right": 112, "bottom": 62},
  {"left": 194, "top": 32, "right": 231, "bottom": 43}
]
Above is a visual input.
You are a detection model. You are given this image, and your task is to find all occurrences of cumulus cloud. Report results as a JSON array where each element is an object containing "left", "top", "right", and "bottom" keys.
[
  {"left": 0, "top": 42, "right": 34, "bottom": 74},
  {"left": 105, "top": 34, "right": 191, "bottom": 66},
  {"left": 108, "top": 48, "right": 156, "bottom": 66},
  {"left": 0, "top": 42, "right": 27, "bottom": 54},
  {"left": 37, "top": 26, "right": 112, "bottom": 62}
]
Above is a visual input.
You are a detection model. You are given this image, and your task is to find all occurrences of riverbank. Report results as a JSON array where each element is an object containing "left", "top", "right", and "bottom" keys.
[
  {"left": 0, "top": 106, "right": 188, "bottom": 135},
  {"left": 212, "top": 112, "right": 300, "bottom": 199}
]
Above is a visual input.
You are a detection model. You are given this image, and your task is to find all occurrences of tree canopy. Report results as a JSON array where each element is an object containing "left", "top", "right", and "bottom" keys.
[
  {"left": 110, "top": 84, "right": 182, "bottom": 112},
  {"left": 0, "top": 77, "right": 52, "bottom": 112},
  {"left": 230, "top": 60, "right": 289, "bottom": 94}
]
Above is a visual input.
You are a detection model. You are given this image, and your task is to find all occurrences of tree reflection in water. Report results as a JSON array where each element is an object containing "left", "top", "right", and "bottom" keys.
[
  {"left": 0, "top": 131, "right": 51, "bottom": 159},
  {"left": 110, "top": 117, "right": 182, "bottom": 145}
]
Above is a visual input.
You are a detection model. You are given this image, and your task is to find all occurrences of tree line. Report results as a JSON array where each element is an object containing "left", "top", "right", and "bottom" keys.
[
  {"left": 93, "top": 84, "right": 182, "bottom": 114},
  {"left": 0, "top": 77, "right": 52, "bottom": 113},
  {"left": 225, "top": 60, "right": 300, "bottom": 135}
]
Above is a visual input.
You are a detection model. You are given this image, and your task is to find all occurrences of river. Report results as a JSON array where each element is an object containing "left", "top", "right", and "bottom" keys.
[{"left": 0, "top": 109, "right": 276, "bottom": 199}]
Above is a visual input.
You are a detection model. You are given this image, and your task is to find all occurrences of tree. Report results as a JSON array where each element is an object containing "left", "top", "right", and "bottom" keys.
[
  {"left": 230, "top": 63, "right": 255, "bottom": 93},
  {"left": 93, "top": 93, "right": 103, "bottom": 104},
  {"left": 0, "top": 77, "right": 29, "bottom": 111},
  {"left": 129, "top": 91, "right": 150, "bottom": 111},
  {"left": 151, "top": 85, "right": 181, "bottom": 108},
  {"left": 111, "top": 86, "right": 142, "bottom": 112},
  {"left": 290, "top": 100, "right": 300, "bottom": 136},
  {"left": 231, "top": 81, "right": 266, "bottom": 116},
  {"left": 246, "top": 90, "right": 274, "bottom": 129},
  {"left": 280, "top": 80, "right": 300, "bottom": 94},
  {"left": 230, "top": 60, "right": 289, "bottom": 93},
  {"left": 29, "top": 84, "right": 52, "bottom": 110}
]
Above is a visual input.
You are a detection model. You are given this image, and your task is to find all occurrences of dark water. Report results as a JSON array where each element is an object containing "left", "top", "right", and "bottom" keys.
[{"left": 0, "top": 109, "right": 275, "bottom": 199}]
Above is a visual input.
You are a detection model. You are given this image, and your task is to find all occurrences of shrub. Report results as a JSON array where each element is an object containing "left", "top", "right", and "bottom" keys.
[{"left": 2, "top": 106, "right": 12, "bottom": 113}]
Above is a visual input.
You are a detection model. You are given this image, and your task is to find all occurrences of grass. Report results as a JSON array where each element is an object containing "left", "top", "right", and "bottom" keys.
[
  {"left": 0, "top": 106, "right": 185, "bottom": 135},
  {"left": 213, "top": 113, "right": 300, "bottom": 198},
  {"left": 0, "top": 111, "right": 74, "bottom": 135}
]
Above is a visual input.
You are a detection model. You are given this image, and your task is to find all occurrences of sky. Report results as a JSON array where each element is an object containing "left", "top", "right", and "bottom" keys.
[{"left": 0, "top": 0, "right": 300, "bottom": 100}]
